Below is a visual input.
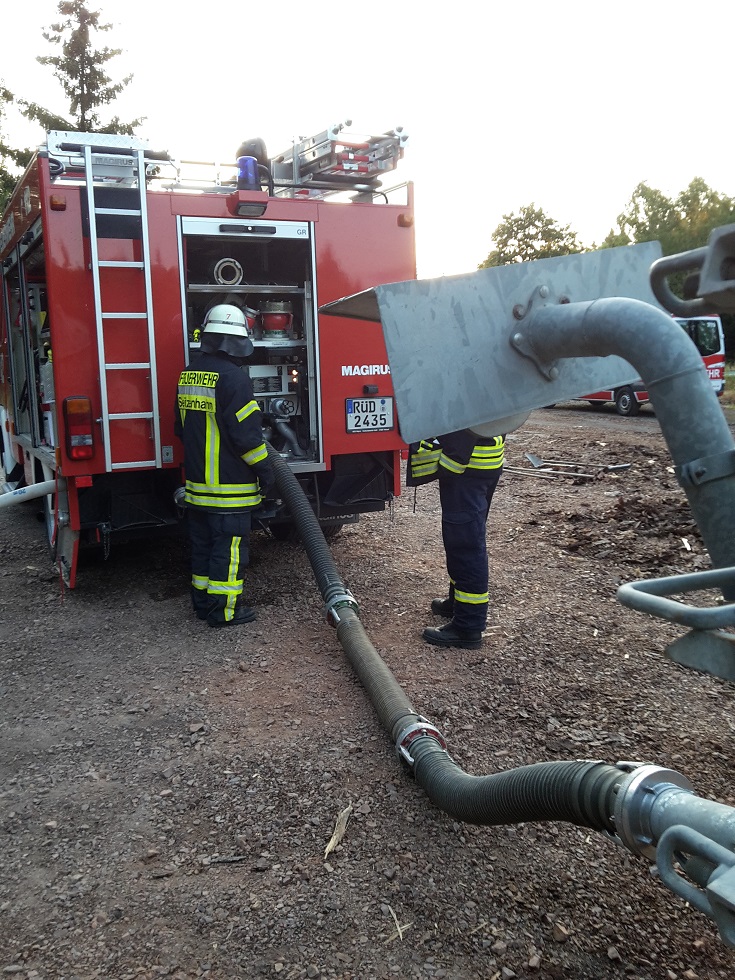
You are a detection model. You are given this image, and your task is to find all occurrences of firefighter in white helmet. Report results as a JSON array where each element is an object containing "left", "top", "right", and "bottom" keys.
[{"left": 175, "top": 304, "right": 275, "bottom": 627}]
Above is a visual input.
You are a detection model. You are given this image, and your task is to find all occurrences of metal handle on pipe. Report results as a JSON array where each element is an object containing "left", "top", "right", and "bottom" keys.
[
  {"left": 649, "top": 248, "right": 709, "bottom": 317},
  {"left": 656, "top": 825, "right": 735, "bottom": 947},
  {"left": 617, "top": 567, "right": 735, "bottom": 629}
]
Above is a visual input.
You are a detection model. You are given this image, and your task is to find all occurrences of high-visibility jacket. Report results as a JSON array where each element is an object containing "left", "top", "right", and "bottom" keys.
[
  {"left": 437, "top": 430, "right": 504, "bottom": 476},
  {"left": 175, "top": 351, "right": 271, "bottom": 511},
  {"left": 407, "top": 431, "right": 504, "bottom": 486}
]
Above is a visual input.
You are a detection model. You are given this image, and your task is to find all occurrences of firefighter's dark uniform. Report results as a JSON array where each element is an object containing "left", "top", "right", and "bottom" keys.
[
  {"left": 175, "top": 351, "right": 273, "bottom": 626},
  {"left": 409, "top": 430, "right": 504, "bottom": 642}
]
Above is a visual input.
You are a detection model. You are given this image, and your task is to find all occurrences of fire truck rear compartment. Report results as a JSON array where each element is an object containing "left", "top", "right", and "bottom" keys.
[{"left": 182, "top": 226, "right": 314, "bottom": 466}]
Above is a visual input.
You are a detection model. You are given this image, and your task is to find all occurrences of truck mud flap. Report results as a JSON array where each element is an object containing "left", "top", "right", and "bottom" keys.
[{"left": 322, "top": 453, "right": 393, "bottom": 509}]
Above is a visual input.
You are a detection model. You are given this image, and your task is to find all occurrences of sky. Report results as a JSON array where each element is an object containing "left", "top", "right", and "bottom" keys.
[{"left": 2, "top": 0, "right": 733, "bottom": 280}]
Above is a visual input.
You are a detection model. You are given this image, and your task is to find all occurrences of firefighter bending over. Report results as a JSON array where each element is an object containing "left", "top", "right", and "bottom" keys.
[
  {"left": 175, "top": 305, "right": 275, "bottom": 627},
  {"left": 408, "top": 430, "right": 505, "bottom": 649}
]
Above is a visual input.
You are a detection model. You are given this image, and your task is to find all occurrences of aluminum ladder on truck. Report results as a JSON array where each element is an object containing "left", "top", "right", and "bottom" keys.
[{"left": 77, "top": 136, "right": 162, "bottom": 471}]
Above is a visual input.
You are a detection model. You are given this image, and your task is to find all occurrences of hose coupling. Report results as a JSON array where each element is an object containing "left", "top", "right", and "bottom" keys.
[
  {"left": 396, "top": 717, "right": 448, "bottom": 767},
  {"left": 324, "top": 590, "right": 359, "bottom": 627},
  {"left": 613, "top": 761, "right": 694, "bottom": 860}
]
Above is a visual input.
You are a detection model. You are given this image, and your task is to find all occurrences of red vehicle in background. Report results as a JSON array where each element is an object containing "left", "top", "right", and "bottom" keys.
[
  {"left": 582, "top": 314, "right": 726, "bottom": 416},
  {"left": 0, "top": 125, "right": 414, "bottom": 586}
]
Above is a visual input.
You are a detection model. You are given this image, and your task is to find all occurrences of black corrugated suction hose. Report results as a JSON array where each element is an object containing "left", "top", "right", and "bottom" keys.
[{"left": 268, "top": 446, "right": 627, "bottom": 833}]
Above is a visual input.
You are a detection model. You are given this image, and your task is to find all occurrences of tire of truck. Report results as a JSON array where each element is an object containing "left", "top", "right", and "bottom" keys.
[
  {"left": 320, "top": 524, "right": 344, "bottom": 540},
  {"left": 614, "top": 386, "right": 640, "bottom": 417}
]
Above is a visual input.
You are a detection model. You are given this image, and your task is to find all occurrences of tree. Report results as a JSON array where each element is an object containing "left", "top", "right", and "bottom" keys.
[
  {"left": 669, "top": 178, "right": 735, "bottom": 255},
  {"left": 602, "top": 179, "right": 735, "bottom": 256},
  {"left": 0, "top": 86, "right": 34, "bottom": 209},
  {"left": 22, "top": 1, "right": 144, "bottom": 135},
  {"left": 603, "top": 179, "right": 735, "bottom": 355},
  {"left": 601, "top": 182, "right": 679, "bottom": 251},
  {"left": 1, "top": 86, "right": 18, "bottom": 205},
  {"left": 1, "top": 4, "right": 144, "bottom": 210},
  {"left": 478, "top": 204, "right": 584, "bottom": 268}
]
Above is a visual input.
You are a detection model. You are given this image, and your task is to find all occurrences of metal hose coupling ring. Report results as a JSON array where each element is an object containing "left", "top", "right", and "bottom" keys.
[
  {"left": 324, "top": 590, "right": 359, "bottom": 627},
  {"left": 613, "top": 761, "right": 694, "bottom": 859},
  {"left": 396, "top": 717, "right": 448, "bottom": 767},
  {"left": 213, "top": 257, "right": 244, "bottom": 286}
]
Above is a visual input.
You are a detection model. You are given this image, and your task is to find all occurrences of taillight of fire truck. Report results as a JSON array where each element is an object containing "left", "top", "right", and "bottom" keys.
[{"left": 63, "top": 397, "right": 94, "bottom": 460}]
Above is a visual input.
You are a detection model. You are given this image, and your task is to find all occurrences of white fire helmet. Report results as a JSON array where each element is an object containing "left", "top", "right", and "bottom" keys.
[{"left": 201, "top": 304, "right": 254, "bottom": 358}]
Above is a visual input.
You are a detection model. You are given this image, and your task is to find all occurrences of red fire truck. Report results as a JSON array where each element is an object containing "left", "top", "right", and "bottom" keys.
[{"left": 0, "top": 125, "right": 414, "bottom": 586}]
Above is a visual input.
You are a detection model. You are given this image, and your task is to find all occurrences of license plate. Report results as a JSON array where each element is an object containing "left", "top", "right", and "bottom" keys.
[{"left": 345, "top": 397, "right": 394, "bottom": 433}]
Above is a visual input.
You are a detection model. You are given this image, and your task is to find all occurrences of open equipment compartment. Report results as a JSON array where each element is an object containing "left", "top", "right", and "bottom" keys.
[{"left": 180, "top": 216, "right": 318, "bottom": 469}]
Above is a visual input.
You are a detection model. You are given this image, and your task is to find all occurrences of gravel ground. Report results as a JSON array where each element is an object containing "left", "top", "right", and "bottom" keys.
[{"left": 1, "top": 405, "right": 734, "bottom": 980}]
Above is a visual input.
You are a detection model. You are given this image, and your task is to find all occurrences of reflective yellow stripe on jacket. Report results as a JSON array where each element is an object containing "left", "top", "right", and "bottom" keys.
[
  {"left": 468, "top": 437, "right": 504, "bottom": 471},
  {"left": 184, "top": 480, "right": 261, "bottom": 509},
  {"left": 236, "top": 400, "right": 260, "bottom": 422},
  {"left": 410, "top": 439, "right": 441, "bottom": 478},
  {"left": 242, "top": 443, "right": 268, "bottom": 467},
  {"left": 440, "top": 436, "right": 505, "bottom": 475}
]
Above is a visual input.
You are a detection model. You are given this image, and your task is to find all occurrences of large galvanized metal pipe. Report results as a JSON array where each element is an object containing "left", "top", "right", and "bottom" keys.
[{"left": 523, "top": 296, "right": 735, "bottom": 581}]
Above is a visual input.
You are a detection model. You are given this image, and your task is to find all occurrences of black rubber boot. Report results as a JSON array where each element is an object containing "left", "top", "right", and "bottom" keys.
[
  {"left": 192, "top": 587, "right": 213, "bottom": 621},
  {"left": 208, "top": 606, "right": 257, "bottom": 628},
  {"left": 430, "top": 597, "right": 454, "bottom": 618},
  {"left": 423, "top": 622, "right": 483, "bottom": 650}
]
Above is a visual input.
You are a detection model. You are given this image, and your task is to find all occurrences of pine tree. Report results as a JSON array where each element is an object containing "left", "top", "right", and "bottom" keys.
[{"left": 22, "top": 1, "right": 144, "bottom": 134}]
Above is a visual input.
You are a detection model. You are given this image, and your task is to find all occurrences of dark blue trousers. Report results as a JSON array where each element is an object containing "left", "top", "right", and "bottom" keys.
[
  {"left": 187, "top": 509, "right": 252, "bottom": 624},
  {"left": 438, "top": 471, "right": 502, "bottom": 631}
]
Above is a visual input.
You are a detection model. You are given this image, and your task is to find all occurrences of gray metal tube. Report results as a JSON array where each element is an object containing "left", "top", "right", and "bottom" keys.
[
  {"left": 650, "top": 791, "right": 735, "bottom": 854},
  {"left": 273, "top": 420, "right": 307, "bottom": 458},
  {"left": 526, "top": 297, "right": 735, "bottom": 579}
]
